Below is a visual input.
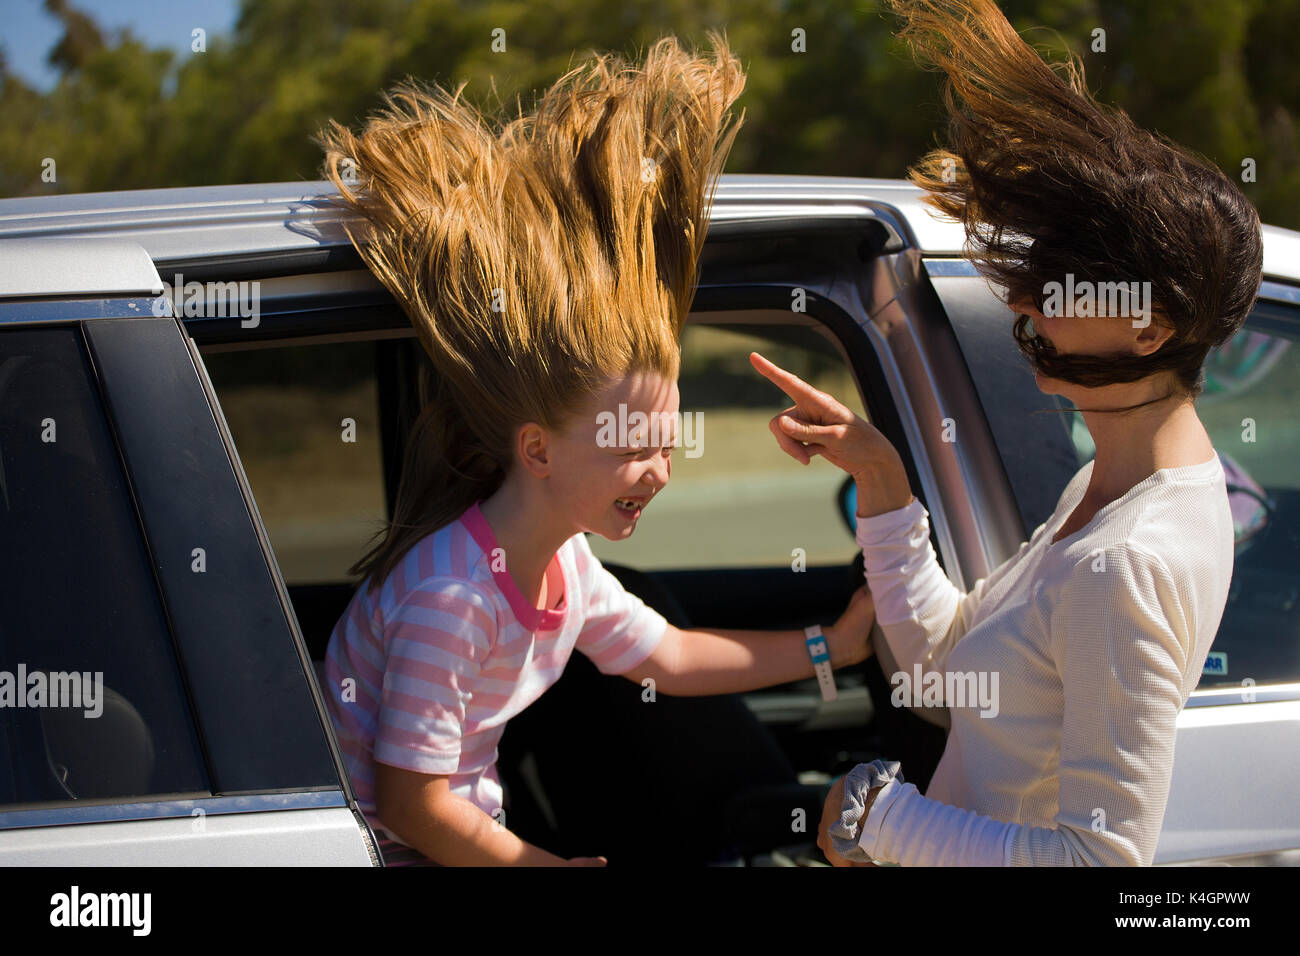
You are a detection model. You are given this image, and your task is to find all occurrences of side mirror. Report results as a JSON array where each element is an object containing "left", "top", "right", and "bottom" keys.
[{"left": 837, "top": 474, "right": 858, "bottom": 536}]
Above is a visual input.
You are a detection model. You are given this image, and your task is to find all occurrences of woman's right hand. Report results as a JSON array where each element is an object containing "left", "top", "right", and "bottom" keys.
[{"left": 749, "top": 352, "right": 901, "bottom": 480}]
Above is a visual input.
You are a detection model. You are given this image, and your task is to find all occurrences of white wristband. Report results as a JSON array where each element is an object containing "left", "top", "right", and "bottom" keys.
[{"left": 804, "top": 625, "right": 838, "bottom": 701}]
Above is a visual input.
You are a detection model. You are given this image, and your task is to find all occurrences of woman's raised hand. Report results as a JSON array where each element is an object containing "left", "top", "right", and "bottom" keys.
[{"left": 748, "top": 352, "right": 900, "bottom": 480}]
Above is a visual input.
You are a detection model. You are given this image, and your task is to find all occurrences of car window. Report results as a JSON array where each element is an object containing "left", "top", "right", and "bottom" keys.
[
  {"left": 199, "top": 339, "right": 387, "bottom": 585},
  {"left": 1193, "top": 305, "right": 1299, "bottom": 689},
  {"left": 587, "top": 320, "right": 868, "bottom": 571},
  {"left": 1053, "top": 303, "right": 1300, "bottom": 690},
  {"left": 0, "top": 327, "right": 209, "bottom": 809},
  {"left": 925, "top": 268, "right": 1084, "bottom": 539}
]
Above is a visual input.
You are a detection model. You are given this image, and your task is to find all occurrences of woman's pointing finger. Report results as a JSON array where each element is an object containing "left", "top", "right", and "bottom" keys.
[
  {"left": 749, "top": 351, "right": 818, "bottom": 404},
  {"left": 750, "top": 351, "right": 851, "bottom": 424}
]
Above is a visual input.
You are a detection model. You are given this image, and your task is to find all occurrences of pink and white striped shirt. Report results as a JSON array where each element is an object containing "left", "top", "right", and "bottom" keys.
[{"left": 323, "top": 501, "right": 668, "bottom": 854}]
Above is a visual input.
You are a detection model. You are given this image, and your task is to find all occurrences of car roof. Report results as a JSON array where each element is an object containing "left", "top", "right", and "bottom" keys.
[{"left": 1, "top": 174, "right": 1298, "bottom": 290}]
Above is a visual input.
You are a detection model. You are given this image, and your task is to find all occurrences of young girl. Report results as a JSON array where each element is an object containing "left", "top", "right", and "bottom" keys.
[{"left": 313, "top": 32, "right": 876, "bottom": 867}]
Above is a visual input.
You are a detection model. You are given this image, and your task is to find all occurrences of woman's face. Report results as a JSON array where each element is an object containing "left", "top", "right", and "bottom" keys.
[
  {"left": 544, "top": 370, "right": 679, "bottom": 541},
  {"left": 1009, "top": 296, "right": 1163, "bottom": 396}
]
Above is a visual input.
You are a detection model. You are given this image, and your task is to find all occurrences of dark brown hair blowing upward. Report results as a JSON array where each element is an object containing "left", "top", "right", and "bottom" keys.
[
  {"left": 883, "top": 0, "right": 1263, "bottom": 415},
  {"left": 313, "top": 32, "right": 745, "bottom": 587}
]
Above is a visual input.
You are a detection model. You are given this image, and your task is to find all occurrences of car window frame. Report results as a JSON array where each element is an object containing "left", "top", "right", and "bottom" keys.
[{"left": 0, "top": 294, "right": 358, "bottom": 832}]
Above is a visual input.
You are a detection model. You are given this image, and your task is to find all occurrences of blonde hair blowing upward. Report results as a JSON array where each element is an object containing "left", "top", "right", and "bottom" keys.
[{"left": 314, "top": 32, "right": 746, "bottom": 587}]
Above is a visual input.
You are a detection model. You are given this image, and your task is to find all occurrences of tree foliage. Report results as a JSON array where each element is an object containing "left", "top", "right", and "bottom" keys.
[{"left": 1, "top": 0, "right": 1295, "bottom": 228}]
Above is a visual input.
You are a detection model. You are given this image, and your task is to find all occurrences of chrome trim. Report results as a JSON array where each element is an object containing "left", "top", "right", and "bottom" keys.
[
  {"left": 0, "top": 295, "right": 170, "bottom": 325},
  {"left": 1185, "top": 682, "right": 1300, "bottom": 707},
  {"left": 920, "top": 257, "right": 978, "bottom": 277},
  {"left": 857, "top": 297, "right": 970, "bottom": 589},
  {"left": 0, "top": 789, "right": 346, "bottom": 831},
  {"left": 861, "top": 250, "right": 1030, "bottom": 588},
  {"left": 351, "top": 806, "right": 382, "bottom": 867},
  {"left": 1262, "top": 224, "right": 1300, "bottom": 285},
  {"left": 1258, "top": 279, "right": 1300, "bottom": 305},
  {"left": 158, "top": 268, "right": 388, "bottom": 319},
  {"left": 1159, "top": 845, "right": 1300, "bottom": 866}
]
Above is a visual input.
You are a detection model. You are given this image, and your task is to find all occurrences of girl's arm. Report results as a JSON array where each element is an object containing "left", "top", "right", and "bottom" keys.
[
  {"left": 623, "top": 584, "right": 875, "bottom": 695},
  {"left": 375, "top": 763, "right": 571, "bottom": 866}
]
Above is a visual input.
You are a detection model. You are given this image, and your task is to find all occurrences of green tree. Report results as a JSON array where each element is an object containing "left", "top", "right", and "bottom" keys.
[{"left": 1, "top": 0, "right": 1295, "bottom": 230}]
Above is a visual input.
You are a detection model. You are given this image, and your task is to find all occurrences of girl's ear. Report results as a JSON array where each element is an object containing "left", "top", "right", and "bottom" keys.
[{"left": 516, "top": 422, "right": 552, "bottom": 478}]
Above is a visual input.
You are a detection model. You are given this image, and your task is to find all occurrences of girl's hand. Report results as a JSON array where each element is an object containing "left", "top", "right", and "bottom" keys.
[
  {"left": 825, "top": 585, "right": 875, "bottom": 668},
  {"left": 749, "top": 352, "right": 902, "bottom": 481},
  {"left": 566, "top": 855, "right": 608, "bottom": 866}
]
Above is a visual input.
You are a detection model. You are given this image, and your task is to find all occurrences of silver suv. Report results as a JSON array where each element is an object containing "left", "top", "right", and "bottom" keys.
[{"left": 0, "top": 175, "right": 1296, "bottom": 865}]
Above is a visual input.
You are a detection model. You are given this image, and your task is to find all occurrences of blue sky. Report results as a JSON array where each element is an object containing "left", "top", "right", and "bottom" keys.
[{"left": 1, "top": 0, "right": 240, "bottom": 92}]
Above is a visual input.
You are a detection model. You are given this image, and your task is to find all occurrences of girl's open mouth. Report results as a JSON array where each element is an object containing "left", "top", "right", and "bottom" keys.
[{"left": 614, "top": 496, "right": 648, "bottom": 518}]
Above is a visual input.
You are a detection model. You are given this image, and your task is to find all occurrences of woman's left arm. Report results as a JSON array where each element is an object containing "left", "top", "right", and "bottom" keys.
[{"left": 835, "top": 544, "right": 1193, "bottom": 866}]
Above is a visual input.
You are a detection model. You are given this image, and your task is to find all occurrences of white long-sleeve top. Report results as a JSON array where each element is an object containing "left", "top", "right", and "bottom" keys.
[{"left": 853, "top": 453, "right": 1233, "bottom": 865}]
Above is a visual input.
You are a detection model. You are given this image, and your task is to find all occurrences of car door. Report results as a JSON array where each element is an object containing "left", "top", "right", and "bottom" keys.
[
  {"left": 923, "top": 256, "right": 1300, "bottom": 865},
  {"left": 159, "top": 216, "right": 927, "bottom": 863},
  {"left": 0, "top": 237, "right": 377, "bottom": 865}
]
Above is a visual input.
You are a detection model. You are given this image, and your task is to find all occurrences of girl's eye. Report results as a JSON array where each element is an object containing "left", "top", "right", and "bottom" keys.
[{"left": 621, "top": 446, "right": 672, "bottom": 460}]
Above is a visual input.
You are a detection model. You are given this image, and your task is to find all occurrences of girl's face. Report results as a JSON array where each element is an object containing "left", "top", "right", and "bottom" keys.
[{"left": 546, "top": 370, "right": 680, "bottom": 541}]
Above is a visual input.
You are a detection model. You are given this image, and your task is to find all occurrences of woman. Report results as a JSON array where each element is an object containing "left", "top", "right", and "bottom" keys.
[{"left": 753, "top": 0, "right": 1260, "bottom": 865}]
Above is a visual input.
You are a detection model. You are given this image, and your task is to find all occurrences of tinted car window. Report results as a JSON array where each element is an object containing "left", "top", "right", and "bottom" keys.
[
  {"left": 925, "top": 270, "right": 1082, "bottom": 538},
  {"left": 0, "top": 327, "right": 208, "bottom": 809},
  {"left": 1188, "top": 307, "right": 1299, "bottom": 689}
]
